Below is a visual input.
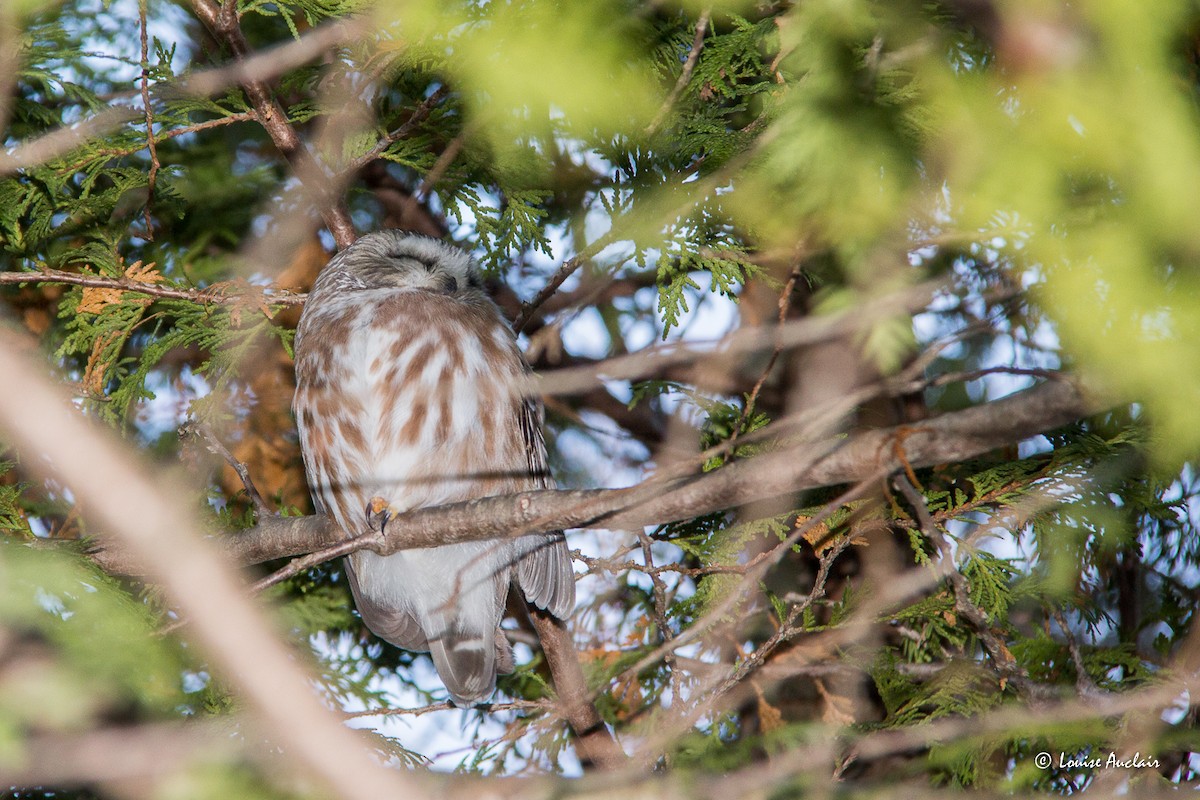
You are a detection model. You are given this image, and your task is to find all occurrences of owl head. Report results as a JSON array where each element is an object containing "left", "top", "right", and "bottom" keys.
[{"left": 313, "top": 230, "right": 486, "bottom": 296}]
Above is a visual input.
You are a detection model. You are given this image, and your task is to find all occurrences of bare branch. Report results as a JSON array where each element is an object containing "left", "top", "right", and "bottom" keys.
[
  {"left": 0, "top": 105, "right": 142, "bottom": 174},
  {"left": 0, "top": 722, "right": 234, "bottom": 788},
  {"left": 1052, "top": 608, "right": 1102, "bottom": 698},
  {"left": 248, "top": 531, "right": 375, "bottom": 595},
  {"left": 139, "top": 0, "right": 160, "bottom": 240},
  {"left": 725, "top": 266, "right": 802, "bottom": 452},
  {"left": 625, "top": 477, "right": 882, "bottom": 764},
  {"left": 185, "top": 422, "right": 271, "bottom": 516},
  {"left": 90, "top": 376, "right": 1106, "bottom": 577},
  {"left": 189, "top": 0, "right": 357, "bottom": 247},
  {"left": 530, "top": 609, "right": 627, "bottom": 769},
  {"left": 342, "top": 698, "right": 551, "bottom": 719},
  {"left": 342, "top": 85, "right": 451, "bottom": 174},
  {"left": 0, "top": 267, "right": 306, "bottom": 307},
  {"left": 514, "top": 232, "right": 618, "bottom": 334},
  {"left": 535, "top": 279, "right": 952, "bottom": 395},
  {"left": 646, "top": 9, "right": 711, "bottom": 135}
]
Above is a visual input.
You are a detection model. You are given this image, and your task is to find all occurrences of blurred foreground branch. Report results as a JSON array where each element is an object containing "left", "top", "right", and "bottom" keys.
[{"left": 0, "top": 331, "right": 420, "bottom": 799}]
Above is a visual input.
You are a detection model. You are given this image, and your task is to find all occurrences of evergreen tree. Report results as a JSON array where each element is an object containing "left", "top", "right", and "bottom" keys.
[{"left": 1, "top": 0, "right": 1198, "bottom": 795}]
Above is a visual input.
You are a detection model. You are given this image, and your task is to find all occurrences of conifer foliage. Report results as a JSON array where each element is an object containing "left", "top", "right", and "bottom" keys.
[{"left": 1, "top": 0, "right": 1199, "bottom": 796}]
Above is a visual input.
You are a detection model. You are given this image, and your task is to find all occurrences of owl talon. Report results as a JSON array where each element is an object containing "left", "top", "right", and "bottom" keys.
[{"left": 365, "top": 496, "right": 393, "bottom": 534}]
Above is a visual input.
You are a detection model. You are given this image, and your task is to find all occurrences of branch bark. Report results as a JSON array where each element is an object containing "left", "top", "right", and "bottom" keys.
[
  {"left": 1, "top": 722, "right": 233, "bottom": 788},
  {"left": 90, "top": 377, "right": 1106, "bottom": 577},
  {"left": 0, "top": 267, "right": 305, "bottom": 306},
  {"left": 529, "top": 609, "right": 626, "bottom": 769}
]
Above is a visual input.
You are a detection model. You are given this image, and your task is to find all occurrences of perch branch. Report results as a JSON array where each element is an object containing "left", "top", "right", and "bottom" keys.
[{"left": 90, "top": 377, "right": 1106, "bottom": 577}]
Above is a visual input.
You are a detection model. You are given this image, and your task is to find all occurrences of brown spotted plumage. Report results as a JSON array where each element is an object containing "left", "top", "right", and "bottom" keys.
[{"left": 292, "top": 231, "right": 574, "bottom": 707}]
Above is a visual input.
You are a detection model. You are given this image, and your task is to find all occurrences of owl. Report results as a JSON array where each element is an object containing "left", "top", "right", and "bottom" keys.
[{"left": 292, "top": 230, "right": 574, "bottom": 707}]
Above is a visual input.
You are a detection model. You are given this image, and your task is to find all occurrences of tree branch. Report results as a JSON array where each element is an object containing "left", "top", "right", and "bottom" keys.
[
  {"left": 529, "top": 609, "right": 627, "bottom": 769},
  {"left": 1, "top": 722, "right": 234, "bottom": 788},
  {"left": 90, "top": 377, "right": 1106, "bottom": 577},
  {"left": 514, "top": 232, "right": 618, "bottom": 334},
  {"left": 342, "top": 85, "right": 451, "bottom": 174},
  {"left": 0, "top": 267, "right": 306, "bottom": 306},
  {"left": 189, "top": 0, "right": 357, "bottom": 247},
  {"left": 0, "top": 333, "right": 419, "bottom": 799},
  {"left": 646, "top": 9, "right": 711, "bottom": 135},
  {"left": 0, "top": 19, "right": 360, "bottom": 175}
]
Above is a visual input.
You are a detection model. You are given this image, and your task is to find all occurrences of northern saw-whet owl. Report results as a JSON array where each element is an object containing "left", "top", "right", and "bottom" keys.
[{"left": 292, "top": 230, "right": 574, "bottom": 706}]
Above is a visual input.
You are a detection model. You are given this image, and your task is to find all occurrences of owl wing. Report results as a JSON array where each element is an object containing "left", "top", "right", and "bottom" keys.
[{"left": 512, "top": 397, "right": 576, "bottom": 619}]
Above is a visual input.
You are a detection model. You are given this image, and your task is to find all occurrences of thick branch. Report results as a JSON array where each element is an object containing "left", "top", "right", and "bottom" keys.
[
  {"left": 529, "top": 609, "right": 626, "bottom": 769},
  {"left": 3, "top": 723, "right": 232, "bottom": 787},
  {"left": 89, "top": 377, "right": 1105, "bottom": 576}
]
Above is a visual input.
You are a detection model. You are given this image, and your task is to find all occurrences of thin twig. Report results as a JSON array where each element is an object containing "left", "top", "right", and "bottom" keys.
[
  {"left": 139, "top": 0, "right": 159, "bottom": 240},
  {"left": 0, "top": 268, "right": 306, "bottom": 306},
  {"left": 414, "top": 130, "right": 465, "bottom": 202},
  {"left": 248, "top": 532, "right": 379, "bottom": 595},
  {"left": 610, "top": 474, "right": 885, "bottom": 714},
  {"left": 514, "top": 232, "right": 617, "bottom": 334},
  {"left": 646, "top": 10, "right": 712, "bottom": 136},
  {"left": 715, "top": 536, "right": 855, "bottom": 696},
  {"left": 342, "top": 85, "right": 451, "bottom": 174},
  {"left": 1053, "top": 608, "right": 1101, "bottom": 698},
  {"left": 514, "top": 148, "right": 761, "bottom": 336},
  {"left": 56, "top": 113, "right": 256, "bottom": 174},
  {"left": 893, "top": 472, "right": 1033, "bottom": 694},
  {"left": 342, "top": 698, "right": 551, "bottom": 719},
  {"left": 624, "top": 478, "right": 880, "bottom": 764},
  {"left": 725, "top": 266, "right": 802, "bottom": 454},
  {"left": 185, "top": 423, "right": 271, "bottom": 516},
  {"left": 637, "top": 530, "right": 682, "bottom": 698}
]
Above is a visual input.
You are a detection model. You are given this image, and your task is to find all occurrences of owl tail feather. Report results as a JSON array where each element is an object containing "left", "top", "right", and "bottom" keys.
[{"left": 429, "top": 632, "right": 497, "bottom": 708}]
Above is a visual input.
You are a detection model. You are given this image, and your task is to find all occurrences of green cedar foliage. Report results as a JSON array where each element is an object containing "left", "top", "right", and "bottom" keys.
[{"left": 1, "top": 0, "right": 1199, "bottom": 795}]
